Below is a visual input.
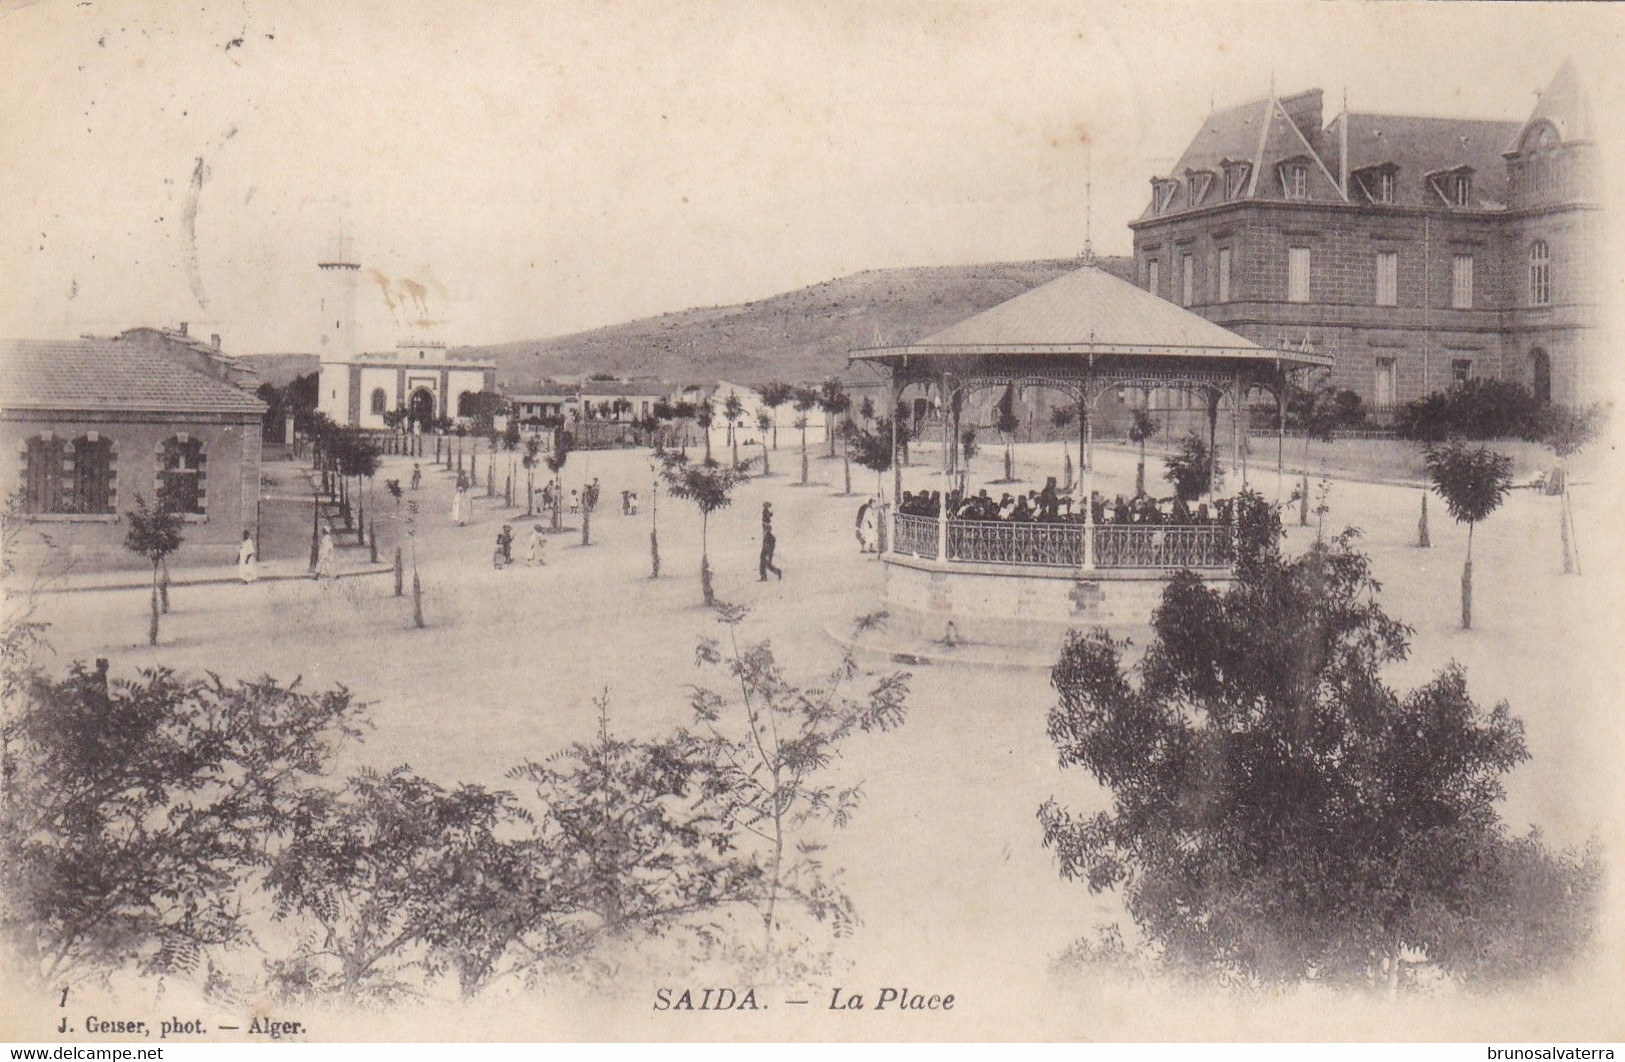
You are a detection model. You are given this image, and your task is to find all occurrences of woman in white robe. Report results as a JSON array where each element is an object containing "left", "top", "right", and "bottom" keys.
[{"left": 237, "top": 531, "right": 258, "bottom": 583}]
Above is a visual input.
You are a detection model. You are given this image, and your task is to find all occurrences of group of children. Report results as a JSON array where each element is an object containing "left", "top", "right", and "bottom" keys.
[{"left": 493, "top": 523, "right": 550, "bottom": 569}]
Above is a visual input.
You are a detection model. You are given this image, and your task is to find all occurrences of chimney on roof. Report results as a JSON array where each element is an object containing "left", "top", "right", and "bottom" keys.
[
  {"left": 210, "top": 333, "right": 221, "bottom": 350},
  {"left": 178, "top": 322, "right": 188, "bottom": 337}
]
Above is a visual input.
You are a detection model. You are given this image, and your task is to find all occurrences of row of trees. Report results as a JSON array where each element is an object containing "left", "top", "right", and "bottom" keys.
[{"left": 0, "top": 603, "right": 910, "bottom": 1000}]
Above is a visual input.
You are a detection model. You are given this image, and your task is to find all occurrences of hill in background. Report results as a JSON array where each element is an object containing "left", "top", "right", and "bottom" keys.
[
  {"left": 455, "top": 256, "right": 1132, "bottom": 390},
  {"left": 237, "top": 352, "right": 319, "bottom": 387}
]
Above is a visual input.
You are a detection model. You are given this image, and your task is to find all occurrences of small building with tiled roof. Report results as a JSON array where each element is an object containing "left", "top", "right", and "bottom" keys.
[
  {"left": 0, "top": 336, "right": 266, "bottom": 569},
  {"left": 1129, "top": 61, "right": 1603, "bottom": 410}
]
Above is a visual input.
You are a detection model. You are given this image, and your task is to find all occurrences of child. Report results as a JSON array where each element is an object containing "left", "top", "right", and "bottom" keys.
[{"left": 526, "top": 524, "right": 547, "bottom": 566}]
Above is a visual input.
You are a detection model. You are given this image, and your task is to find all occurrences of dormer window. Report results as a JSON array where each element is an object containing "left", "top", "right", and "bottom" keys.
[
  {"left": 1186, "top": 170, "right": 1214, "bottom": 207},
  {"left": 1374, "top": 170, "right": 1395, "bottom": 204},
  {"left": 1428, "top": 167, "right": 1475, "bottom": 208},
  {"left": 1223, "top": 161, "right": 1251, "bottom": 200},
  {"left": 1281, "top": 161, "right": 1309, "bottom": 200},
  {"left": 1449, "top": 173, "right": 1471, "bottom": 207},
  {"left": 1152, "top": 179, "right": 1178, "bottom": 214},
  {"left": 1353, "top": 165, "right": 1398, "bottom": 205}
]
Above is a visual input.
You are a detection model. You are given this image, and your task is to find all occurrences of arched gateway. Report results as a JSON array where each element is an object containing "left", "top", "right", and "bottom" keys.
[{"left": 848, "top": 264, "right": 1330, "bottom": 656}]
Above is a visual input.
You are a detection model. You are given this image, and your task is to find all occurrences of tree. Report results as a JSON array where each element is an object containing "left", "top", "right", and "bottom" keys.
[
  {"left": 1039, "top": 523, "right": 1599, "bottom": 991},
  {"left": 755, "top": 411, "right": 774, "bottom": 476},
  {"left": 1424, "top": 442, "right": 1514, "bottom": 630},
  {"left": 1535, "top": 403, "right": 1605, "bottom": 575},
  {"left": 687, "top": 604, "right": 909, "bottom": 963},
  {"left": 696, "top": 400, "right": 715, "bottom": 463},
  {"left": 759, "top": 382, "right": 794, "bottom": 451},
  {"left": 505, "top": 693, "right": 759, "bottom": 981},
  {"left": 265, "top": 766, "right": 537, "bottom": 1002},
  {"left": 545, "top": 430, "right": 573, "bottom": 532},
  {"left": 1287, "top": 381, "right": 1356, "bottom": 525},
  {"left": 994, "top": 386, "right": 1020, "bottom": 482},
  {"left": 2, "top": 665, "right": 366, "bottom": 986},
  {"left": 847, "top": 418, "right": 895, "bottom": 503},
  {"left": 123, "top": 493, "right": 184, "bottom": 646},
  {"left": 818, "top": 378, "right": 850, "bottom": 459},
  {"left": 793, "top": 388, "right": 819, "bottom": 485},
  {"left": 658, "top": 452, "right": 752, "bottom": 605},
  {"left": 723, "top": 393, "right": 745, "bottom": 469},
  {"left": 1128, "top": 409, "right": 1159, "bottom": 498},
  {"left": 1162, "top": 432, "right": 1220, "bottom": 503},
  {"left": 522, "top": 435, "right": 542, "bottom": 517}
]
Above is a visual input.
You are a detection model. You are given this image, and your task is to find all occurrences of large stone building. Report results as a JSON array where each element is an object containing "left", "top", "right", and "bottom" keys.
[
  {"left": 1129, "top": 60, "right": 1601, "bottom": 413},
  {"left": 0, "top": 336, "right": 266, "bottom": 569}
]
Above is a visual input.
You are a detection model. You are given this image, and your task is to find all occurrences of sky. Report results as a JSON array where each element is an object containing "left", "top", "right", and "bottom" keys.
[{"left": 2, "top": 0, "right": 1622, "bottom": 354}]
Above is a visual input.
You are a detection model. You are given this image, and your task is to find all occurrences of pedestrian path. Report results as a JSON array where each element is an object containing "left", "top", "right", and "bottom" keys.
[{"left": 32, "top": 557, "right": 394, "bottom": 595}]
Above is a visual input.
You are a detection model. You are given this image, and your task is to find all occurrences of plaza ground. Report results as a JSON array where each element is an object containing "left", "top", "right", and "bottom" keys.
[{"left": 14, "top": 435, "right": 1623, "bottom": 1038}]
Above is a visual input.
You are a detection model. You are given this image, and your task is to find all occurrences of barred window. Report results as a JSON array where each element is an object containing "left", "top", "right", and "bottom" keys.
[
  {"left": 23, "top": 437, "right": 68, "bottom": 514},
  {"left": 71, "top": 436, "right": 115, "bottom": 514},
  {"left": 158, "top": 436, "right": 206, "bottom": 515}
]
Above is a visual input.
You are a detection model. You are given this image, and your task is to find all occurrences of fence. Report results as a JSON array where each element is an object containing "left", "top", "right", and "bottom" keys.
[{"left": 891, "top": 514, "right": 1233, "bottom": 570}]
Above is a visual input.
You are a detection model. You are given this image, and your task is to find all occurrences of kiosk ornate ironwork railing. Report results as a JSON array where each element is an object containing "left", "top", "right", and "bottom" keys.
[
  {"left": 892, "top": 512, "right": 939, "bottom": 560},
  {"left": 1091, "top": 524, "right": 1233, "bottom": 569},
  {"left": 891, "top": 514, "right": 1233, "bottom": 570}
]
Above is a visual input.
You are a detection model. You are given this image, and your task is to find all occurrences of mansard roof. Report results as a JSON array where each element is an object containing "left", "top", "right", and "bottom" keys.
[
  {"left": 1336, "top": 113, "right": 1519, "bottom": 207},
  {"left": 1140, "top": 62, "right": 1583, "bottom": 219}
]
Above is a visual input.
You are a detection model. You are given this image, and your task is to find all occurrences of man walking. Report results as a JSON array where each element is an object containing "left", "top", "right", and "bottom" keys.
[{"left": 759, "top": 500, "right": 783, "bottom": 581}]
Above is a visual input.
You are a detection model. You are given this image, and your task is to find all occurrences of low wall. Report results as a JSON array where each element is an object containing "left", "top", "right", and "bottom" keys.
[{"left": 881, "top": 553, "right": 1229, "bottom": 657}]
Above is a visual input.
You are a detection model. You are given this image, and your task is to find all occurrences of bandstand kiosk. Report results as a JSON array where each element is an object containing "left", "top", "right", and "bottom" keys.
[{"left": 849, "top": 264, "right": 1330, "bottom": 654}]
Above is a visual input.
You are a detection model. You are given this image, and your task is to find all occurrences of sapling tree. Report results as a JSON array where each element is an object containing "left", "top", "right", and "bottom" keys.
[
  {"left": 847, "top": 418, "right": 897, "bottom": 503},
  {"left": 545, "top": 430, "right": 573, "bottom": 532},
  {"left": 756, "top": 411, "right": 774, "bottom": 476},
  {"left": 1536, "top": 403, "right": 1605, "bottom": 574},
  {"left": 818, "top": 378, "right": 849, "bottom": 460},
  {"left": 1040, "top": 512, "right": 1598, "bottom": 991},
  {"left": 658, "top": 452, "right": 752, "bottom": 605},
  {"left": 123, "top": 493, "right": 184, "bottom": 646},
  {"left": 723, "top": 393, "right": 745, "bottom": 469},
  {"left": 687, "top": 604, "right": 910, "bottom": 965},
  {"left": 793, "top": 387, "right": 819, "bottom": 485},
  {"left": 1128, "top": 409, "right": 1158, "bottom": 498},
  {"left": 1425, "top": 441, "right": 1514, "bottom": 630},
  {"left": 696, "top": 400, "right": 715, "bottom": 463},
  {"left": 522, "top": 435, "right": 542, "bottom": 517},
  {"left": 995, "top": 386, "right": 1020, "bottom": 482},
  {"left": 759, "top": 382, "right": 794, "bottom": 451}
]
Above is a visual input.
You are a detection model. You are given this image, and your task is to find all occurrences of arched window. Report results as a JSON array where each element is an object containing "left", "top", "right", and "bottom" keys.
[
  {"left": 22, "top": 436, "right": 67, "bottom": 514},
  {"left": 457, "top": 391, "right": 476, "bottom": 418},
  {"left": 1531, "top": 348, "right": 1552, "bottom": 406},
  {"left": 158, "top": 436, "right": 206, "bottom": 514},
  {"left": 71, "top": 435, "right": 115, "bottom": 514},
  {"left": 370, "top": 388, "right": 388, "bottom": 414},
  {"left": 1529, "top": 241, "right": 1551, "bottom": 306}
]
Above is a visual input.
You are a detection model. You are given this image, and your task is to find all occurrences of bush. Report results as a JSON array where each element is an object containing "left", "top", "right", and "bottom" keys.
[
  {"left": 1396, "top": 379, "right": 1543, "bottom": 442},
  {"left": 1162, "top": 433, "right": 1221, "bottom": 502},
  {"left": 1039, "top": 530, "right": 1600, "bottom": 990}
]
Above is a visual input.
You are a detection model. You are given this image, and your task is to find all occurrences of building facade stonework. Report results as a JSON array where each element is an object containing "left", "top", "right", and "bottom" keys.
[
  {"left": 0, "top": 338, "right": 266, "bottom": 569},
  {"left": 1129, "top": 61, "right": 1602, "bottom": 412}
]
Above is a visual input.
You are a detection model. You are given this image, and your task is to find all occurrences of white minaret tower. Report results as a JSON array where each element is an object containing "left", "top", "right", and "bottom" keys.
[{"left": 316, "top": 230, "right": 362, "bottom": 424}]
